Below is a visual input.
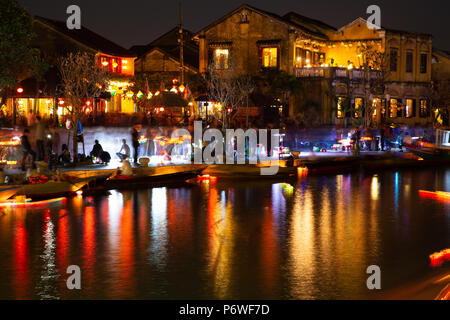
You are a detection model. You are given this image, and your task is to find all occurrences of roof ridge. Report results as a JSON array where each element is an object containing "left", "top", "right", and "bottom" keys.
[{"left": 34, "top": 15, "right": 135, "bottom": 57}]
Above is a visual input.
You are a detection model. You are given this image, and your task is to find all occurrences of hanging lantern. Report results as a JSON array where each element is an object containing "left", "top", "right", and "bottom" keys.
[
  {"left": 137, "top": 91, "right": 144, "bottom": 99},
  {"left": 179, "top": 84, "right": 185, "bottom": 93},
  {"left": 126, "top": 91, "right": 134, "bottom": 98},
  {"left": 147, "top": 92, "right": 153, "bottom": 99},
  {"left": 170, "top": 87, "right": 178, "bottom": 94}
]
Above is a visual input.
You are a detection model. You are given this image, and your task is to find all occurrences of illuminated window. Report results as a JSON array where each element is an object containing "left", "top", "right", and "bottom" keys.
[
  {"left": 319, "top": 53, "right": 326, "bottom": 65},
  {"left": 295, "top": 47, "right": 303, "bottom": 68},
  {"left": 372, "top": 98, "right": 382, "bottom": 120},
  {"left": 419, "top": 99, "right": 429, "bottom": 117},
  {"left": 336, "top": 97, "right": 345, "bottom": 119},
  {"left": 389, "top": 99, "right": 398, "bottom": 118},
  {"left": 405, "top": 99, "right": 415, "bottom": 118},
  {"left": 214, "top": 49, "right": 229, "bottom": 70},
  {"left": 353, "top": 98, "right": 363, "bottom": 119},
  {"left": 262, "top": 47, "right": 278, "bottom": 68}
]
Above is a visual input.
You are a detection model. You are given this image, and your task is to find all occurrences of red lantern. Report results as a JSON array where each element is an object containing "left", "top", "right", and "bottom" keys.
[{"left": 16, "top": 87, "right": 24, "bottom": 94}]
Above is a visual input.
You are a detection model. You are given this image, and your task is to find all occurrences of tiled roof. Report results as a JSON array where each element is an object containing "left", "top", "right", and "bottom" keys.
[
  {"left": 130, "top": 27, "right": 199, "bottom": 70},
  {"left": 35, "top": 16, "right": 135, "bottom": 57}
]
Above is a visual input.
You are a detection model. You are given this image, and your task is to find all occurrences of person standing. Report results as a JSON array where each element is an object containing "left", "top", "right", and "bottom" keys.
[
  {"left": 21, "top": 129, "right": 36, "bottom": 171},
  {"left": 132, "top": 126, "right": 140, "bottom": 165},
  {"left": 35, "top": 115, "right": 45, "bottom": 161}
]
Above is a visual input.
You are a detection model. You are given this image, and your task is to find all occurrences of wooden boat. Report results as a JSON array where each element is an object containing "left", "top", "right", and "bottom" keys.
[
  {"left": 12, "top": 177, "right": 93, "bottom": 199},
  {"left": 404, "top": 128, "right": 450, "bottom": 161},
  {"left": 0, "top": 197, "right": 66, "bottom": 209},
  {"left": 104, "top": 164, "right": 207, "bottom": 189},
  {"left": 0, "top": 186, "right": 21, "bottom": 201}
]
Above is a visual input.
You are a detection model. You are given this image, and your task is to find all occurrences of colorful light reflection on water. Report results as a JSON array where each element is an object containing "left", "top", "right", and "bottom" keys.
[{"left": 0, "top": 168, "right": 448, "bottom": 299}]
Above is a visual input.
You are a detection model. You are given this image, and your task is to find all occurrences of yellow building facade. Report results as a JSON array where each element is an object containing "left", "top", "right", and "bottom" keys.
[{"left": 195, "top": 4, "right": 435, "bottom": 127}]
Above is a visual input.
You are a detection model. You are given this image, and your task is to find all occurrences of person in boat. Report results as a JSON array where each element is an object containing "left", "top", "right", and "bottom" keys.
[
  {"left": 58, "top": 144, "right": 71, "bottom": 165},
  {"left": 117, "top": 139, "right": 131, "bottom": 162},
  {"left": 21, "top": 128, "right": 36, "bottom": 172},
  {"left": 113, "top": 160, "right": 134, "bottom": 178},
  {"left": 403, "top": 132, "right": 413, "bottom": 146},
  {"left": 90, "top": 140, "right": 104, "bottom": 159}
]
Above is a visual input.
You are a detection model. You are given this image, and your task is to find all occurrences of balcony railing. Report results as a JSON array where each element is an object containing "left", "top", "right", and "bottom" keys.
[{"left": 296, "top": 67, "right": 381, "bottom": 80}]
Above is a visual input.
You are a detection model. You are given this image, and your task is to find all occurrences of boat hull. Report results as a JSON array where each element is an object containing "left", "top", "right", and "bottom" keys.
[
  {"left": 105, "top": 166, "right": 206, "bottom": 189},
  {"left": 405, "top": 144, "right": 450, "bottom": 161},
  {"left": 0, "top": 186, "right": 21, "bottom": 201},
  {"left": 13, "top": 179, "right": 91, "bottom": 200}
]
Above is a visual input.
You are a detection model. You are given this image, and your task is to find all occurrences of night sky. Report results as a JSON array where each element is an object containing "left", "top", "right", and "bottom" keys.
[{"left": 17, "top": 0, "right": 449, "bottom": 50}]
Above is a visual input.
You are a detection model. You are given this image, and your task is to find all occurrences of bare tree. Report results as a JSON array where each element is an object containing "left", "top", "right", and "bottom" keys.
[
  {"left": 58, "top": 52, "right": 109, "bottom": 161},
  {"left": 357, "top": 43, "right": 389, "bottom": 128},
  {"left": 206, "top": 62, "right": 244, "bottom": 129}
]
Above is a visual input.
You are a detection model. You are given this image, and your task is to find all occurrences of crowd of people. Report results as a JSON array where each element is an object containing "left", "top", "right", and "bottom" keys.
[{"left": 10, "top": 109, "right": 437, "bottom": 172}]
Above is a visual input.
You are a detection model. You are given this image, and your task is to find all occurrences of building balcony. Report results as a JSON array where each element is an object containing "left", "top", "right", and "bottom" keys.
[{"left": 295, "top": 67, "right": 381, "bottom": 81}]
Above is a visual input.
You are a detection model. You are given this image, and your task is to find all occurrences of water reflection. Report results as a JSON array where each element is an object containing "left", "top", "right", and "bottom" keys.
[
  {"left": 0, "top": 168, "right": 449, "bottom": 299},
  {"left": 36, "top": 210, "right": 59, "bottom": 299}
]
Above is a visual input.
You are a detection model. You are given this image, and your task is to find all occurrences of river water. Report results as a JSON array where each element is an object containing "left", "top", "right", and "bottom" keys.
[{"left": 0, "top": 168, "right": 449, "bottom": 300}]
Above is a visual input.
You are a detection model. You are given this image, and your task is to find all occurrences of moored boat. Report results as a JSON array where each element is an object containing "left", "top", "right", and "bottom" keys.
[
  {"left": 12, "top": 177, "right": 93, "bottom": 200},
  {"left": 104, "top": 164, "right": 207, "bottom": 189},
  {"left": 404, "top": 128, "right": 450, "bottom": 161},
  {"left": 0, "top": 186, "right": 22, "bottom": 201}
]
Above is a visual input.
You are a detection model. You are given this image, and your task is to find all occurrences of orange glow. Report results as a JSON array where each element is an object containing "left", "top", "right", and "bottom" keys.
[
  {"left": 0, "top": 197, "right": 65, "bottom": 208},
  {"left": 197, "top": 175, "right": 218, "bottom": 183},
  {"left": 419, "top": 190, "right": 450, "bottom": 202},
  {"left": 430, "top": 249, "right": 450, "bottom": 267},
  {"left": 297, "top": 167, "right": 308, "bottom": 177}
]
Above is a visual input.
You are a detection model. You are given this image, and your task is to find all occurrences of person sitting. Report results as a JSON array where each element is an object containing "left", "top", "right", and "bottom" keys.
[
  {"left": 100, "top": 151, "right": 111, "bottom": 165},
  {"left": 90, "top": 140, "right": 104, "bottom": 162},
  {"left": 58, "top": 144, "right": 71, "bottom": 165},
  {"left": 116, "top": 139, "right": 131, "bottom": 162},
  {"left": 112, "top": 160, "right": 133, "bottom": 178}
]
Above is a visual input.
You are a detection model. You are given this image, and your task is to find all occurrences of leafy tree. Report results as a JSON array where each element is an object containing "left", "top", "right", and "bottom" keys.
[
  {"left": 356, "top": 43, "right": 390, "bottom": 128},
  {"left": 255, "top": 69, "right": 302, "bottom": 105},
  {"left": 0, "top": 0, "right": 35, "bottom": 107}
]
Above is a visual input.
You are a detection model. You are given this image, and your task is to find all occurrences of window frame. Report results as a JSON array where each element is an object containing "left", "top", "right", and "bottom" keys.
[
  {"left": 389, "top": 98, "right": 399, "bottom": 118},
  {"left": 260, "top": 46, "right": 279, "bottom": 69},
  {"left": 390, "top": 48, "right": 398, "bottom": 72},
  {"left": 353, "top": 97, "right": 364, "bottom": 119},
  {"left": 420, "top": 53, "right": 428, "bottom": 74},
  {"left": 213, "top": 48, "right": 231, "bottom": 70},
  {"left": 419, "top": 99, "right": 429, "bottom": 118},
  {"left": 405, "top": 98, "right": 416, "bottom": 118},
  {"left": 405, "top": 50, "right": 413, "bottom": 73}
]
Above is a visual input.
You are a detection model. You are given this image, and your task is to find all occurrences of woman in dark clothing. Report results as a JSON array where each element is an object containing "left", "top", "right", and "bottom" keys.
[
  {"left": 132, "top": 127, "right": 140, "bottom": 164},
  {"left": 21, "top": 129, "right": 36, "bottom": 171}
]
